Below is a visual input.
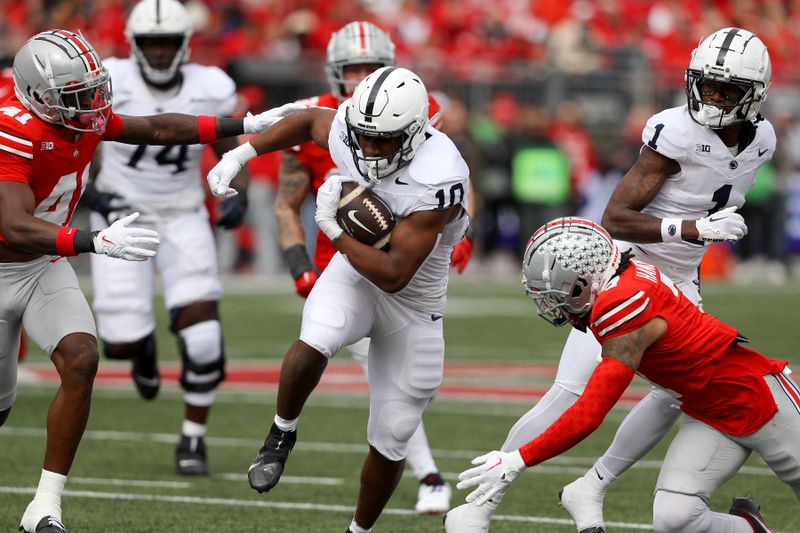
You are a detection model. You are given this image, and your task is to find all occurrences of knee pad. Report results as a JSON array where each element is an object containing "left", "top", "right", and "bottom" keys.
[
  {"left": 176, "top": 320, "right": 225, "bottom": 393},
  {"left": 653, "top": 491, "right": 708, "bottom": 533},
  {"left": 368, "top": 400, "right": 423, "bottom": 461}
]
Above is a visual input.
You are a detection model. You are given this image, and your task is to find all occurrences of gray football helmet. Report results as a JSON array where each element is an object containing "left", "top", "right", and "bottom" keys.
[
  {"left": 13, "top": 30, "right": 111, "bottom": 133},
  {"left": 686, "top": 27, "right": 771, "bottom": 129},
  {"left": 326, "top": 21, "right": 395, "bottom": 100},
  {"left": 522, "top": 218, "right": 620, "bottom": 330},
  {"left": 125, "top": 0, "right": 193, "bottom": 85}
]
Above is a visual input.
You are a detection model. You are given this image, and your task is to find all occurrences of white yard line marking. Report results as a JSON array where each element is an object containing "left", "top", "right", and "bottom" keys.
[
  {"left": 0, "top": 426, "right": 777, "bottom": 477},
  {"left": 0, "top": 486, "right": 654, "bottom": 530},
  {"left": 71, "top": 477, "right": 191, "bottom": 488}
]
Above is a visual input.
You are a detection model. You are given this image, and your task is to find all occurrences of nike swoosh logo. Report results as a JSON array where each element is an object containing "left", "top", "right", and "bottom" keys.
[
  {"left": 395, "top": 177, "right": 409, "bottom": 185},
  {"left": 758, "top": 148, "right": 768, "bottom": 157},
  {"left": 708, "top": 216, "right": 725, "bottom": 222},
  {"left": 347, "top": 210, "right": 376, "bottom": 235},
  {"left": 431, "top": 314, "right": 442, "bottom": 321},
  {"left": 102, "top": 235, "right": 114, "bottom": 244},
  {"left": 595, "top": 468, "right": 604, "bottom": 480}
]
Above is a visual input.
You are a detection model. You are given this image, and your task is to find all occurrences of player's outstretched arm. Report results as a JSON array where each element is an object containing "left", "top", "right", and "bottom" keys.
[
  {"left": 602, "top": 146, "right": 690, "bottom": 243},
  {"left": 207, "top": 107, "right": 336, "bottom": 199},
  {"left": 0, "top": 181, "right": 157, "bottom": 260}
]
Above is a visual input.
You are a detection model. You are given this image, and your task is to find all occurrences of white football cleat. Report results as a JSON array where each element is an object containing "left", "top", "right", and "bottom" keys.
[
  {"left": 442, "top": 501, "right": 496, "bottom": 533},
  {"left": 415, "top": 480, "right": 451, "bottom": 515},
  {"left": 559, "top": 476, "right": 606, "bottom": 532}
]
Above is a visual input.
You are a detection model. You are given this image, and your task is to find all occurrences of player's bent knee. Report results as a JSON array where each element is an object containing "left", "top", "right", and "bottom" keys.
[
  {"left": 59, "top": 340, "right": 99, "bottom": 386},
  {"left": 369, "top": 401, "right": 423, "bottom": 461},
  {"left": 300, "top": 304, "right": 352, "bottom": 358},
  {"left": 177, "top": 320, "right": 225, "bottom": 392},
  {"left": 653, "top": 491, "right": 707, "bottom": 533}
]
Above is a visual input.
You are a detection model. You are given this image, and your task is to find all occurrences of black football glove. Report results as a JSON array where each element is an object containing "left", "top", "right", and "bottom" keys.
[{"left": 215, "top": 193, "right": 248, "bottom": 229}]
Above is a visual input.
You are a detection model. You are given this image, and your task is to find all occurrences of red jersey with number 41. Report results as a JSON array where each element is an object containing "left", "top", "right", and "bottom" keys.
[
  {"left": 0, "top": 95, "right": 118, "bottom": 243},
  {"left": 590, "top": 259, "right": 786, "bottom": 436},
  {"left": 287, "top": 92, "right": 442, "bottom": 272}
]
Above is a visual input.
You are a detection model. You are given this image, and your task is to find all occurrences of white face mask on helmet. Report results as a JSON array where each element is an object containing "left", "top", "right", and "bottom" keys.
[
  {"left": 125, "top": 0, "right": 193, "bottom": 86},
  {"left": 326, "top": 21, "right": 395, "bottom": 100},
  {"left": 13, "top": 30, "right": 112, "bottom": 134},
  {"left": 345, "top": 66, "right": 429, "bottom": 184},
  {"left": 522, "top": 218, "right": 620, "bottom": 331},
  {"left": 685, "top": 27, "right": 771, "bottom": 129}
]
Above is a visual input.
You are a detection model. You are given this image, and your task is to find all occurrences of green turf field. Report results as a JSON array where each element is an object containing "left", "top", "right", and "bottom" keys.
[{"left": 2, "top": 280, "right": 799, "bottom": 532}]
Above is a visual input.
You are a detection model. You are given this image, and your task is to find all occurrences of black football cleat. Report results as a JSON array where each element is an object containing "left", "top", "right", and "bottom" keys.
[
  {"left": 131, "top": 345, "right": 159, "bottom": 400},
  {"left": 248, "top": 423, "right": 297, "bottom": 493},
  {"left": 175, "top": 435, "right": 209, "bottom": 476},
  {"left": 729, "top": 496, "right": 773, "bottom": 532},
  {"left": 19, "top": 516, "right": 66, "bottom": 533}
]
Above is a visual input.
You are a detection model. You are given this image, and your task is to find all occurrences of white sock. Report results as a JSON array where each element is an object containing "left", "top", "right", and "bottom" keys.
[
  {"left": 181, "top": 420, "right": 207, "bottom": 438},
  {"left": 274, "top": 414, "right": 298, "bottom": 432},
  {"left": 348, "top": 519, "right": 371, "bottom": 533},
  {"left": 583, "top": 461, "right": 615, "bottom": 493}
]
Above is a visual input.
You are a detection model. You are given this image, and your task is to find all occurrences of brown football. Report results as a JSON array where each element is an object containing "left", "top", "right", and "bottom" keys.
[{"left": 336, "top": 181, "right": 395, "bottom": 250}]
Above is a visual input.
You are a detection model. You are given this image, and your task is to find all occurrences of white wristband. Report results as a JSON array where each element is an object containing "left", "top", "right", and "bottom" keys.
[
  {"left": 660, "top": 218, "right": 683, "bottom": 243},
  {"left": 227, "top": 141, "right": 258, "bottom": 164}
]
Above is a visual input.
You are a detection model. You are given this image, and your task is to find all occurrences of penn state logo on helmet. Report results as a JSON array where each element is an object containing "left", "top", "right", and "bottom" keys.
[
  {"left": 685, "top": 27, "right": 771, "bottom": 129},
  {"left": 345, "top": 66, "right": 429, "bottom": 184}
]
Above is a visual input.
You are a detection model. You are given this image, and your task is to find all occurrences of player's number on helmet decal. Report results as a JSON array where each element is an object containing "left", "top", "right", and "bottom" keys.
[
  {"left": 685, "top": 184, "right": 734, "bottom": 246},
  {"left": 435, "top": 183, "right": 465, "bottom": 210},
  {"left": 126, "top": 144, "right": 190, "bottom": 174}
]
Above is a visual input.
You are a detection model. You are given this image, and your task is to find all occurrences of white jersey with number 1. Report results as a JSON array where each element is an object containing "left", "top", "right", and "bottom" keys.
[
  {"left": 95, "top": 57, "right": 238, "bottom": 213},
  {"left": 622, "top": 105, "right": 776, "bottom": 283}
]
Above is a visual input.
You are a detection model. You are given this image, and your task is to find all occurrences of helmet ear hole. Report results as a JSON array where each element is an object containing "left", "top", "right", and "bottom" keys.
[{"left": 571, "top": 284, "right": 583, "bottom": 298}]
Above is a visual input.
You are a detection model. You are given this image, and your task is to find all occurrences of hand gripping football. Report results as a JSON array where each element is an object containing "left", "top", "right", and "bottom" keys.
[{"left": 337, "top": 182, "right": 396, "bottom": 250}]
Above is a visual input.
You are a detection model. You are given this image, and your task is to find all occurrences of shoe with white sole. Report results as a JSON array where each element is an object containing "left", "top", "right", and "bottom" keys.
[{"left": 415, "top": 473, "right": 451, "bottom": 515}]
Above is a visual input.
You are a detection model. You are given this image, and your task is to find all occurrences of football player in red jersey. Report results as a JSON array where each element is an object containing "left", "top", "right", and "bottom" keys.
[
  {"left": 273, "top": 21, "right": 453, "bottom": 514},
  {"left": 0, "top": 30, "right": 294, "bottom": 533},
  {"left": 457, "top": 218, "right": 798, "bottom": 533}
]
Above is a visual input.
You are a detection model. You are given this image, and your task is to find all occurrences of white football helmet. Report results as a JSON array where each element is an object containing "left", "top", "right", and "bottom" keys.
[
  {"left": 125, "top": 0, "right": 193, "bottom": 85},
  {"left": 686, "top": 27, "right": 771, "bottom": 129},
  {"left": 326, "top": 21, "right": 395, "bottom": 100},
  {"left": 522, "top": 218, "right": 620, "bottom": 331},
  {"left": 12, "top": 30, "right": 112, "bottom": 133},
  {"left": 346, "top": 66, "right": 429, "bottom": 184}
]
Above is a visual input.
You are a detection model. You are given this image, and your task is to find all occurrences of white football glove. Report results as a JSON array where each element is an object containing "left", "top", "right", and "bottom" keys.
[
  {"left": 207, "top": 142, "right": 258, "bottom": 198},
  {"left": 456, "top": 450, "right": 526, "bottom": 506},
  {"left": 93, "top": 212, "right": 160, "bottom": 261},
  {"left": 695, "top": 206, "right": 748, "bottom": 242},
  {"left": 315, "top": 175, "right": 351, "bottom": 242},
  {"left": 242, "top": 102, "right": 307, "bottom": 134}
]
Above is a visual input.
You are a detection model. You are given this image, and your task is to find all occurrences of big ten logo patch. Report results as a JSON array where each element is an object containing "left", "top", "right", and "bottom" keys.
[{"left": 695, "top": 144, "right": 711, "bottom": 153}]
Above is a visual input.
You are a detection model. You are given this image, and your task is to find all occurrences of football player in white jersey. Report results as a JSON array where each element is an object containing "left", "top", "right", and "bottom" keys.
[
  {"left": 445, "top": 27, "right": 775, "bottom": 533},
  {"left": 85, "top": 0, "right": 259, "bottom": 476},
  {"left": 208, "top": 66, "right": 469, "bottom": 532}
]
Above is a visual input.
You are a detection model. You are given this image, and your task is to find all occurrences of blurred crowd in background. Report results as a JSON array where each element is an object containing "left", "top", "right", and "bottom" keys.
[{"left": 3, "top": 0, "right": 800, "bottom": 282}]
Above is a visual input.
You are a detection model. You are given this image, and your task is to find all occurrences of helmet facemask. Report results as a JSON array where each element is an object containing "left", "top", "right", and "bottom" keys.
[
  {"left": 686, "top": 69, "right": 765, "bottom": 129},
  {"left": 130, "top": 33, "right": 190, "bottom": 86},
  {"left": 346, "top": 109, "right": 425, "bottom": 183}
]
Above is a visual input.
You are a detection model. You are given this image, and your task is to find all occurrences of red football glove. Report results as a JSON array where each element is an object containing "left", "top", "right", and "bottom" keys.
[
  {"left": 294, "top": 270, "right": 319, "bottom": 299},
  {"left": 451, "top": 236, "right": 474, "bottom": 274}
]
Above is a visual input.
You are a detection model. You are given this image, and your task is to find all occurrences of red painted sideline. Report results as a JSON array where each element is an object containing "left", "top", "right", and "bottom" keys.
[{"left": 20, "top": 361, "right": 648, "bottom": 403}]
